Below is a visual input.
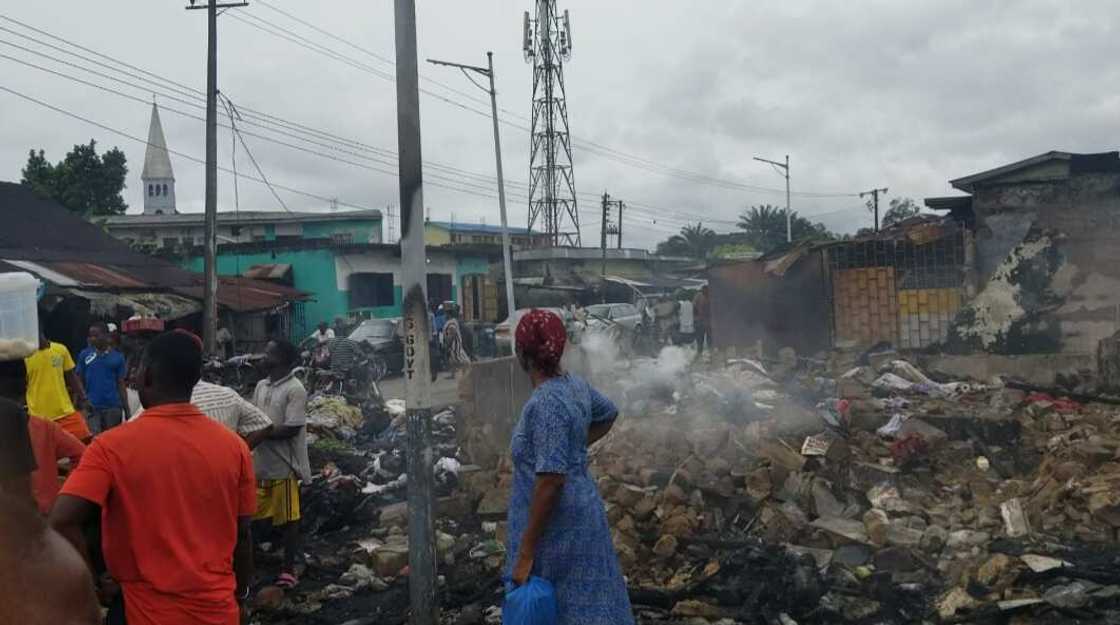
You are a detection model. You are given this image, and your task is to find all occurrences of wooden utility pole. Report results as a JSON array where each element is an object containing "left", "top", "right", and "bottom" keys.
[
  {"left": 860, "top": 187, "right": 889, "bottom": 232},
  {"left": 394, "top": 1, "right": 436, "bottom": 624},
  {"left": 186, "top": 0, "right": 248, "bottom": 354}
]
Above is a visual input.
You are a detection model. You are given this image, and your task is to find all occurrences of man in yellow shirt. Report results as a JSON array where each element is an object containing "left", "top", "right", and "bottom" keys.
[{"left": 24, "top": 333, "right": 90, "bottom": 442}]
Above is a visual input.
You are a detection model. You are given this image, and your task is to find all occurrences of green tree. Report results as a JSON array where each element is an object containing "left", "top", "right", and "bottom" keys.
[
  {"left": 737, "top": 204, "right": 834, "bottom": 253},
  {"left": 655, "top": 222, "right": 718, "bottom": 258},
  {"left": 880, "top": 197, "right": 922, "bottom": 227},
  {"left": 20, "top": 140, "right": 128, "bottom": 216}
]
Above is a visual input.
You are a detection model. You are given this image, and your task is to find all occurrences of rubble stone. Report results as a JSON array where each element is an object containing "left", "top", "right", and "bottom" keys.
[
  {"left": 372, "top": 544, "right": 410, "bottom": 577},
  {"left": 938, "top": 586, "right": 979, "bottom": 619},
  {"left": 744, "top": 467, "right": 772, "bottom": 501},
  {"left": 670, "top": 599, "right": 723, "bottom": 619},
  {"left": 255, "top": 585, "right": 285, "bottom": 611},
  {"left": 652, "top": 534, "right": 678, "bottom": 558},
  {"left": 863, "top": 509, "right": 889, "bottom": 547},
  {"left": 976, "top": 553, "right": 1020, "bottom": 590},
  {"left": 920, "top": 525, "right": 948, "bottom": 553},
  {"left": 632, "top": 496, "right": 658, "bottom": 521},
  {"left": 662, "top": 484, "right": 687, "bottom": 506},
  {"left": 378, "top": 502, "right": 409, "bottom": 528},
  {"left": 477, "top": 489, "right": 508, "bottom": 518},
  {"left": 885, "top": 521, "right": 924, "bottom": 549},
  {"left": 873, "top": 546, "right": 918, "bottom": 573},
  {"left": 946, "top": 529, "right": 991, "bottom": 550},
  {"left": 811, "top": 516, "right": 869, "bottom": 545}
]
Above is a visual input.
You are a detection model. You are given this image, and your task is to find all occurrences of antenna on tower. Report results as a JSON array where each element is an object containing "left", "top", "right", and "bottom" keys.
[
  {"left": 522, "top": 11, "right": 533, "bottom": 61},
  {"left": 524, "top": 0, "right": 581, "bottom": 247}
]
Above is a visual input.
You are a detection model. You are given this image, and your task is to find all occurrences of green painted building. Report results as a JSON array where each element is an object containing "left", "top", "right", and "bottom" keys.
[{"left": 181, "top": 239, "right": 502, "bottom": 337}]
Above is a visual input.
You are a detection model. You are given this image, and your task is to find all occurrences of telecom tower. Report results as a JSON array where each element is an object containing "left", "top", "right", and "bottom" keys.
[{"left": 524, "top": 1, "right": 580, "bottom": 247}]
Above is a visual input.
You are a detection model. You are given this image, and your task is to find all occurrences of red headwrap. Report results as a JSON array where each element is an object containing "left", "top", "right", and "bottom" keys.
[{"left": 515, "top": 309, "right": 566, "bottom": 374}]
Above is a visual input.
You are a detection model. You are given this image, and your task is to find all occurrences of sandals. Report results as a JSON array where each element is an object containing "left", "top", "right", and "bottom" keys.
[{"left": 275, "top": 572, "right": 299, "bottom": 589}]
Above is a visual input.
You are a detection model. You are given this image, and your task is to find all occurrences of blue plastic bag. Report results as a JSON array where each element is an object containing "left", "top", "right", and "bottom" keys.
[{"left": 503, "top": 576, "right": 559, "bottom": 625}]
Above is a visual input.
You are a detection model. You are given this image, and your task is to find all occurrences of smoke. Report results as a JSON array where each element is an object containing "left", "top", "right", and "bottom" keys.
[{"left": 579, "top": 329, "right": 624, "bottom": 382}]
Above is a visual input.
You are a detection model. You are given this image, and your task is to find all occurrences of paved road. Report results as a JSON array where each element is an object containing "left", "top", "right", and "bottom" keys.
[{"left": 378, "top": 372, "right": 461, "bottom": 408}]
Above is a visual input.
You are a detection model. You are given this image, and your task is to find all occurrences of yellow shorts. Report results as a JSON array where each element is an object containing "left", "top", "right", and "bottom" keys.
[{"left": 254, "top": 479, "right": 301, "bottom": 526}]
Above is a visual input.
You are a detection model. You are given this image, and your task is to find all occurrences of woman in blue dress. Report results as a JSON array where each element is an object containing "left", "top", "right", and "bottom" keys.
[{"left": 506, "top": 309, "right": 634, "bottom": 625}]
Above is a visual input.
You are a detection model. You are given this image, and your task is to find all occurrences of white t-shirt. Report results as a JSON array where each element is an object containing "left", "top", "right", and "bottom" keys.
[
  {"left": 312, "top": 328, "right": 336, "bottom": 344},
  {"left": 678, "top": 301, "right": 694, "bottom": 334},
  {"left": 130, "top": 381, "right": 271, "bottom": 437}
]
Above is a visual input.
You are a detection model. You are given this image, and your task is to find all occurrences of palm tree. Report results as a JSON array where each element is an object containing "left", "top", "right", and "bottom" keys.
[{"left": 662, "top": 222, "right": 717, "bottom": 259}]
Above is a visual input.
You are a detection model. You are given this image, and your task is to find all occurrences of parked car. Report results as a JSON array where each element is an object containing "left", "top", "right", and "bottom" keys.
[
  {"left": 348, "top": 318, "right": 405, "bottom": 375},
  {"left": 584, "top": 302, "right": 643, "bottom": 332},
  {"left": 494, "top": 307, "right": 575, "bottom": 355}
]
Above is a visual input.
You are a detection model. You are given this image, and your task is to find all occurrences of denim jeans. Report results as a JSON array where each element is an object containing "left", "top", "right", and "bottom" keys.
[{"left": 87, "top": 407, "right": 123, "bottom": 435}]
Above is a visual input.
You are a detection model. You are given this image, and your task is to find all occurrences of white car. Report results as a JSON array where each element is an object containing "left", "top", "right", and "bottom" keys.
[
  {"left": 584, "top": 303, "right": 643, "bottom": 332},
  {"left": 495, "top": 307, "right": 575, "bottom": 355}
]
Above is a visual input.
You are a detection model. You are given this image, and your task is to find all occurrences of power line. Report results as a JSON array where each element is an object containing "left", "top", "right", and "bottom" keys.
[
  {"left": 0, "top": 43, "right": 538, "bottom": 204},
  {"left": 0, "top": 15, "right": 527, "bottom": 192},
  {"left": 224, "top": 7, "right": 861, "bottom": 199},
  {"left": 0, "top": 82, "right": 377, "bottom": 211},
  {"left": 0, "top": 17, "right": 860, "bottom": 232},
  {"left": 0, "top": 38, "right": 736, "bottom": 227}
]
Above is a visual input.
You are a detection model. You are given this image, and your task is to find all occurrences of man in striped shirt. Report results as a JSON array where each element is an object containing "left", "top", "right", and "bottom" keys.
[{"left": 132, "top": 332, "right": 273, "bottom": 448}]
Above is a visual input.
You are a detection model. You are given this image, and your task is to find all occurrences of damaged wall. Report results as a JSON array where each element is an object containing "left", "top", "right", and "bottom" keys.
[{"left": 949, "top": 158, "right": 1120, "bottom": 356}]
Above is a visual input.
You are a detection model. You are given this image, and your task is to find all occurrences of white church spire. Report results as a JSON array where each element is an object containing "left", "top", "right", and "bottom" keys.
[{"left": 141, "top": 102, "right": 176, "bottom": 215}]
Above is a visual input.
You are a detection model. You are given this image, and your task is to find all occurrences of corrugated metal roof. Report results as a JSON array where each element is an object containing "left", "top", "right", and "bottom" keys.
[
  {"left": 1, "top": 259, "right": 81, "bottom": 286},
  {"left": 173, "top": 276, "right": 308, "bottom": 313},
  {"left": 45, "top": 261, "right": 151, "bottom": 288}
]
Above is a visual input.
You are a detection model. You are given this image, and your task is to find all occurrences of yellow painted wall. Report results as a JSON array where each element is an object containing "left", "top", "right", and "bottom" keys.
[{"left": 424, "top": 223, "right": 452, "bottom": 246}]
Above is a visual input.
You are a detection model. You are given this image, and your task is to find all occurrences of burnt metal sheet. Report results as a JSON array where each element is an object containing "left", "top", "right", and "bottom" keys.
[{"left": 707, "top": 251, "right": 830, "bottom": 356}]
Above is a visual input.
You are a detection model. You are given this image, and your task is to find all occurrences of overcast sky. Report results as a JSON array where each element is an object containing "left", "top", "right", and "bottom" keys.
[{"left": 2, "top": 1, "right": 1118, "bottom": 248}]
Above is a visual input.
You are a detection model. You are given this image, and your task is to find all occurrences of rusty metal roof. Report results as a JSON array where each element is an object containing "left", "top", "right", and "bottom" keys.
[{"left": 173, "top": 276, "right": 309, "bottom": 313}]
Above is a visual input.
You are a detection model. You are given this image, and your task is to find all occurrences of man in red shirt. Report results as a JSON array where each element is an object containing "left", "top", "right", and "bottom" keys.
[{"left": 50, "top": 331, "right": 256, "bottom": 625}]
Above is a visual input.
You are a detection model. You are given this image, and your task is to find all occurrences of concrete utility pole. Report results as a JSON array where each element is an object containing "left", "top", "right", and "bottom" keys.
[
  {"left": 860, "top": 187, "right": 889, "bottom": 233},
  {"left": 754, "top": 155, "right": 791, "bottom": 243},
  {"left": 601, "top": 191, "right": 610, "bottom": 278},
  {"left": 186, "top": 0, "right": 248, "bottom": 354},
  {"left": 426, "top": 52, "right": 517, "bottom": 329},
  {"left": 394, "top": 1, "right": 436, "bottom": 624},
  {"left": 616, "top": 200, "right": 623, "bottom": 249}
]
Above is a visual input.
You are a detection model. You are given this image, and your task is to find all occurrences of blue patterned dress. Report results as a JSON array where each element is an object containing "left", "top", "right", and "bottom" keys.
[{"left": 506, "top": 374, "right": 634, "bottom": 625}]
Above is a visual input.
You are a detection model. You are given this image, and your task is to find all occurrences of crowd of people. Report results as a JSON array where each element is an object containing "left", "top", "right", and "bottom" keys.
[
  {"left": 0, "top": 326, "right": 311, "bottom": 624},
  {"left": 0, "top": 297, "right": 689, "bottom": 624}
]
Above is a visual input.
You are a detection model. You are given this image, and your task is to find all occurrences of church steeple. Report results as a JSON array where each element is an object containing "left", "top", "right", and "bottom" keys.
[{"left": 141, "top": 102, "right": 176, "bottom": 215}]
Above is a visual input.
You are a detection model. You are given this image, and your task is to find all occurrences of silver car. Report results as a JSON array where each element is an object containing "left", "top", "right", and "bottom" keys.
[
  {"left": 584, "top": 302, "right": 643, "bottom": 332},
  {"left": 494, "top": 307, "right": 575, "bottom": 355}
]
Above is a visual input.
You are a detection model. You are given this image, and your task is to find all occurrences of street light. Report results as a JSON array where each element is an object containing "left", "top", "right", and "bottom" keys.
[
  {"left": 754, "top": 155, "right": 791, "bottom": 243},
  {"left": 426, "top": 52, "right": 517, "bottom": 331}
]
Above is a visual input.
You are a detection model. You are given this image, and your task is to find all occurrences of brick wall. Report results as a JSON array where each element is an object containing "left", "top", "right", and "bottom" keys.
[{"left": 833, "top": 267, "right": 898, "bottom": 347}]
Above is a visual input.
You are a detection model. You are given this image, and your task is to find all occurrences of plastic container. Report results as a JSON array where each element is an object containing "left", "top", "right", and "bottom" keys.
[{"left": 0, "top": 272, "right": 40, "bottom": 360}]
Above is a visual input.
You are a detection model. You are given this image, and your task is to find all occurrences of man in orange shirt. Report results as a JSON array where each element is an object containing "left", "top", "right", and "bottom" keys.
[
  {"left": 0, "top": 358, "right": 100, "bottom": 625},
  {"left": 0, "top": 357, "right": 85, "bottom": 514},
  {"left": 50, "top": 331, "right": 256, "bottom": 625}
]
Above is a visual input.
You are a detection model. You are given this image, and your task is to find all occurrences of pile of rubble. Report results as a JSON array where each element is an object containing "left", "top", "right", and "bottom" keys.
[
  {"left": 253, "top": 347, "right": 1120, "bottom": 624},
  {"left": 255, "top": 391, "right": 490, "bottom": 623},
  {"left": 569, "top": 348, "right": 1120, "bottom": 623}
]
